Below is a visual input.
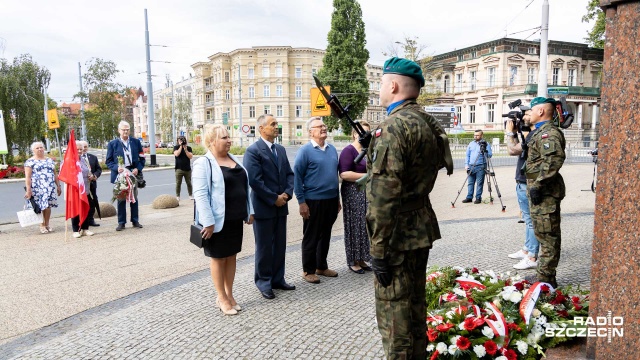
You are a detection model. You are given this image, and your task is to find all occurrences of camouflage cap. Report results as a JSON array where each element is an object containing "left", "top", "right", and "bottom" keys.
[
  {"left": 530, "top": 97, "right": 557, "bottom": 108},
  {"left": 383, "top": 57, "right": 425, "bottom": 87}
]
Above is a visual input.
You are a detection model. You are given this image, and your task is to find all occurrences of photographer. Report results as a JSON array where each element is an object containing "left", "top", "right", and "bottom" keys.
[
  {"left": 463, "top": 130, "right": 492, "bottom": 204},
  {"left": 173, "top": 136, "right": 194, "bottom": 201},
  {"left": 505, "top": 106, "right": 539, "bottom": 270}
]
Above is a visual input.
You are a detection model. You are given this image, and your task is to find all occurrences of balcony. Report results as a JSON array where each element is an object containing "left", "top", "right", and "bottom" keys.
[
  {"left": 205, "top": 101, "right": 214, "bottom": 108},
  {"left": 524, "top": 84, "right": 601, "bottom": 97}
]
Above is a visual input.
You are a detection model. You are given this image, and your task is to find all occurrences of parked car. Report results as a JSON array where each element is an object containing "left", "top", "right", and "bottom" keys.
[
  {"left": 166, "top": 142, "right": 175, "bottom": 148},
  {"left": 141, "top": 141, "right": 150, "bottom": 148}
]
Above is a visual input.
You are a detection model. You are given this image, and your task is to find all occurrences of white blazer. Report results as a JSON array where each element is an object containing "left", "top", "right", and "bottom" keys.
[{"left": 192, "top": 151, "right": 253, "bottom": 233}]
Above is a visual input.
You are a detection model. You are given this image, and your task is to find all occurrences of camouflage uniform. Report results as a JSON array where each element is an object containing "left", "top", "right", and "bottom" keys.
[
  {"left": 366, "top": 100, "right": 451, "bottom": 359},
  {"left": 525, "top": 121, "right": 566, "bottom": 287}
]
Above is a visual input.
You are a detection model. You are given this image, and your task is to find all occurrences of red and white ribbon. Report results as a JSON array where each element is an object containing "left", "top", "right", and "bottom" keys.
[
  {"left": 455, "top": 277, "right": 487, "bottom": 290},
  {"left": 485, "top": 302, "right": 508, "bottom": 337},
  {"left": 519, "top": 282, "right": 555, "bottom": 325},
  {"left": 125, "top": 174, "right": 136, "bottom": 203}
]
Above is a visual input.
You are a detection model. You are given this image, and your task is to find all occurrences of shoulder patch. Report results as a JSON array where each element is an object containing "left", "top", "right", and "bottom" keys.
[
  {"left": 541, "top": 133, "right": 549, "bottom": 139},
  {"left": 543, "top": 143, "right": 550, "bottom": 150},
  {"left": 375, "top": 128, "right": 382, "bottom": 138}
]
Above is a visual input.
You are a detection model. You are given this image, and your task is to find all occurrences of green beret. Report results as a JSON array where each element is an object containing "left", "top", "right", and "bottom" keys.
[
  {"left": 383, "top": 57, "right": 425, "bottom": 87},
  {"left": 530, "top": 97, "right": 557, "bottom": 108}
]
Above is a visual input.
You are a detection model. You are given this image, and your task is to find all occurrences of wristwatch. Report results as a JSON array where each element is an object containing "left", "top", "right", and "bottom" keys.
[{"left": 505, "top": 132, "right": 515, "bottom": 137}]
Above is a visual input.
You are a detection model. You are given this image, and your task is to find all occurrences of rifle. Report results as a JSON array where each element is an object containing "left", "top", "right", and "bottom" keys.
[{"left": 313, "top": 75, "right": 372, "bottom": 165}]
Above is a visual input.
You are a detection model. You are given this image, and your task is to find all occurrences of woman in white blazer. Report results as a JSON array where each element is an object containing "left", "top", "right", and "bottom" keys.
[{"left": 193, "top": 124, "right": 254, "bottom": 316}]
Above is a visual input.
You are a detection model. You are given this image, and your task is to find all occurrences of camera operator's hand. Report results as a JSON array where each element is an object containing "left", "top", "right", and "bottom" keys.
[
  {"left": 505, "top": 120, "right": 515, "bottom": 133},
  {"left": 529, "top": 187, "right": 543, "bottom": 206},
  {"left": 370, "top": 257, "right": 392, "bottom": 287}
]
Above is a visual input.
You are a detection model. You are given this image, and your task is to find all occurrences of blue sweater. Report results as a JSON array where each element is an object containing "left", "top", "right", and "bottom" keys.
[{"left": 293, "top": 142, "right": 339, "bottom": 203}]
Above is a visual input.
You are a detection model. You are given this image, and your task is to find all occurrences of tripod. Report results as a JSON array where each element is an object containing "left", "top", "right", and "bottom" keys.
[{"left": 451, "top": 143, "right": 506, "bottom": 211}]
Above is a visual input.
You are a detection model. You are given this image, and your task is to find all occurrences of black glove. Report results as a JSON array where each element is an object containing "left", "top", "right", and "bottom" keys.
[
  {"left": 370, "top": 257, "right": 392, "bottom": 288},
  {"left": 529, "top": 187, "right": 543, "bottom": 206},
  {"left": 466, "top": 168, "right": 470, "bottom": 174}
]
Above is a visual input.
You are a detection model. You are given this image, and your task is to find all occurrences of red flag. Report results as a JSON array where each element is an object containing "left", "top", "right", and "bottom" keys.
[{"left": 58, "top": 130, "right": 90, "bottom": 224}]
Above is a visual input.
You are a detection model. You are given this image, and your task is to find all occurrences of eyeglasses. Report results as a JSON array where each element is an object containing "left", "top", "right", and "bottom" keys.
[
  {"left": 120, "top": 128, "right": 130, "bottom": 132},
  {"left": 310, "top": 125, "right": 327, "bottom": 129}
]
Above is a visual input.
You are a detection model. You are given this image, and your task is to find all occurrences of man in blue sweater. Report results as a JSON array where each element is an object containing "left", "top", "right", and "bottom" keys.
[
  {"left": 463, "top": 130, "right": 492, "bottom": 204},
  {"left": 294, "top": 117, "right": 342, "bottom": 284}
]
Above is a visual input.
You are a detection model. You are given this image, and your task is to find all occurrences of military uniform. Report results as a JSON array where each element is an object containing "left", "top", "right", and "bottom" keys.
[
  {"left": 525, "top": 120, "right": 566, "bottom": 287},
  {"left": 366, "top": 98, "right": 450, "bottom": 359}
]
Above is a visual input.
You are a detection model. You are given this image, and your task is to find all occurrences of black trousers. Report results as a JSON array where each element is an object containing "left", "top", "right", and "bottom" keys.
[
  {"left": 71, "top": 198, "right": 96, "bottom": 232},
  {"left": 86, "top": 184, "right": 99, "bottom": 223},
  {"left": 301, "top": 197, "right": 339, "bottom": 274}
]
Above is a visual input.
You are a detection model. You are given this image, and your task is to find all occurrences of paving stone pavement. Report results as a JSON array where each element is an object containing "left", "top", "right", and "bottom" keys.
[{"left": 0, "top": 212, "right": 593, "bottom": 359}]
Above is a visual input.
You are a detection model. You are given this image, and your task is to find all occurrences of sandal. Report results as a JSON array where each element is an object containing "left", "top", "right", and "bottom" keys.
[{"left": 40, "top": 226, "right": 49, "bottom": 234}]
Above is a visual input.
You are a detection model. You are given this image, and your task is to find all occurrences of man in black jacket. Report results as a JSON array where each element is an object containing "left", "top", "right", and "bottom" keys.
[{"left": 81, "top": 141, "right": 102, "bottom": 227}]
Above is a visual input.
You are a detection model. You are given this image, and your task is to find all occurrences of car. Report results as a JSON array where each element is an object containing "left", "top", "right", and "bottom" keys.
[
  {"left": 166, "top": 142, "right": 175, "bottom": 148},
  {"left": 141, "top": 141, "right": 150, "bottom": 148}
]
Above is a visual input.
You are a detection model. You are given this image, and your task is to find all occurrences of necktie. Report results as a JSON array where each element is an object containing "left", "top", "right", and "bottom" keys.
[{"left": 271, "top": 144, "right": 278, "bottom": 160}]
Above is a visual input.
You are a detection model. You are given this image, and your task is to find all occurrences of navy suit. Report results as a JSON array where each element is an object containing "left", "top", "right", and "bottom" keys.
[
  {"left": 86, "top": 153, "right": 102, "bottom": 221},
  {"left": 243, "top": 138, "right": 294, "bottom": 292},
  {"left": 106, "top": 137, "right": 145, "bottom": 225}
]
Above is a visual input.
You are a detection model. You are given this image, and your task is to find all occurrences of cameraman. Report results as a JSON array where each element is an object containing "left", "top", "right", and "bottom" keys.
[
  {"left": 463, "top": 130, "right": 492, "bottom": 204},
  {"left": 505, "top": 107, "right": 539, "bottom": 270},
  {"left": 173, "top": 136, "right": 194, "bottom": 201}
]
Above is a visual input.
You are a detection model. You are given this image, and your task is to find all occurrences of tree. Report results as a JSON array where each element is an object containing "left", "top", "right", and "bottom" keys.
[
  {"left": 582, "top": 0, "right": 605, "bottom": 49},
  {"left": 175, "top": 94, "right": 193, "bottom": 137},
  {"left": 0, "top": 54, "right": 50, "bottom": 157},
  {"left": 317, "top": 0, "right": 370, "bottom": 134},
  {"left": 155, "top": 105, "right": 172, "bottom": 142}
]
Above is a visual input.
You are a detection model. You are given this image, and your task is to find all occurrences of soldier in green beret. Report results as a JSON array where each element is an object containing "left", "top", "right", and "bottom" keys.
[
  {"left": 525, "top": 96, "right": 566, "bottom": 288},
  {"left": 366, "top": 57, "right": 452, "bottom": 359}
]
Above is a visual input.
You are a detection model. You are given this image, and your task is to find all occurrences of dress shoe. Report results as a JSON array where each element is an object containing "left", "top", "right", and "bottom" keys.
[
  {"left": 116, "top": 224, "right": 125, "bottom": 231},
  {"left": 273, "top": 282, "right": 296, "bottom": 291},
  {"left": 360, "top": 264, "right": 373, "bottom": 272},
  {"left": 88, "top": 222, "right": 100, "bottom": 227},
  {"left": 132, "top": 222, "right": 143, "bottom": 228},
  {"left": 233, "top": 304, "right": 242, "bottom": 311},
  {"left": 461, "top": 198, "right": 472, "bottom": 203},
  {"left": 349, "top": 266, "right": 365, "bottom": 274},
  {"left": 474, "top": 199, "right": 482, "bottom": 204},
  {"left": 303, "top": 272, "right": 320, "bottom": 284},
  {"left": 82, "top": 230, "right": 95, "bottom": 236},
  {"left": 260, "top": 290, "right": 275, "bottom": 299},
  {"left": 316, "top": 268, "right": 338, "bottom": 277},
  {"left": 216, "top": 299, "right": 238, "bottom": 315}
]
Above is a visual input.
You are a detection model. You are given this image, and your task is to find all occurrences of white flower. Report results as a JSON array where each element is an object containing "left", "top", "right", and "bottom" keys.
[
  {"left": 458, "top": 322, "right": 466, "bottom": 331},
  {"left": 427, "top": 344, "right": 435, "bottom": 352},
  {"left": 516, "top": 340, "right": 528, "bottom": 355},
  {"left": 532, "top": 309, "right": 541, "bottom": 317},
  {"left": 450, "top": 335, "right": 461, "bottom": 345},
  {"left": 532, "top": 324, "right": 545, "bottom": 335},
  {"left": 542, "top": 303, "right": 554, "bottom": 311},
  {"left": 480, "top": 276, "right": 486, "bottom": 281},
  {"left": 453, "top": 266, "right": 465, "bottom": 272},
  {"left": 436, "top": 342, "right": 448, "bottom": 353},
  {"left": 535, "top": 315, "right": 547, "bottom": 326},
  {"left": 446, "top": 311, "right": 455, "bottom": 319},
  {"left": 506, "top": 271, "right": 512, "bottom": 276},
  {"left": 496, "top": 356, "right": 508, "bottom": 360},
  {"left": 493, "top": 299, "right": 502, "bottom": 309},
  {"left": 509, "top": 291, "right": 523, "bottom": 303},
  {"left": 453, "top": 288, "right": 467, "bottom": 298},
  {"left": 473, "top": 344, "right": 486, "bottom": 357},
  {"left": 482, "top": 326, "right": 495, "bottom": 339},
  {"left": 489, "top": 277, "right": 498, "bottom": 284},
  {"left": 526, "top": 333, "right": 539, "bottom": 345},
  {"left": 448, "top": 344, "right": 458, "bottom": 355},
  {"left": 560, "top": 322, "right": 568, "bottom": 328}
]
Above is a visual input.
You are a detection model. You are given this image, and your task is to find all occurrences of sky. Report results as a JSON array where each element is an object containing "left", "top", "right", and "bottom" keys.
[{"left": 0, "top": 0, "right": 595, "bottom": 104}]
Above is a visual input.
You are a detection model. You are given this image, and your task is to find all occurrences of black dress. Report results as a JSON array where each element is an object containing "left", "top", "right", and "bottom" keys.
[{"left": 203, "top": 164, "right": 248, "bottom": 258}]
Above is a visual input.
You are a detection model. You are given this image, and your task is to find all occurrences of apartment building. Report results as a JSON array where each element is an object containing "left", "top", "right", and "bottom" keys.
[
  {"left": 152, "top": 76, "right": 198, "bottom": 142},
  {"left": 428, "top": 38, "right": 603, "bottom": 142},
  {"left": 363, "top": 63, "right": 385, "bottom": 125}
]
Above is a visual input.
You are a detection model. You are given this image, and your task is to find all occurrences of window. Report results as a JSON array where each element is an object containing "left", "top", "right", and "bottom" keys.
[
  {"left": 369, "top": 81, "right": 373, "bottom": 90},
  {"left": 456, "top": 74, "right": 463, "bottom": 92},
  {"left": 248, "top": 68, "right": 254, "bottom": 79},
  {"left": 469, "top": 105, "right": 476, "bottom": 123},
  {"left": 593, "top": 73, "right": 601, "bottom": 87},
  {"left": 206, "top": 110, "right": 211, "bottom": 120},
  {"left": 295, "top": 105, "right": 302, "bottom": 117},
  {"left": 509, "top": 66, "right": 518, "bottom": 86},
  {"left": 369, "top": 97, "right": 374, "bottom": 105},
  {"left": 488, "top": 67, "right": 496, "bottom": 88},
  {"left": 276, "top": 85, "right": 283, "bottom": 97},
  {"left": 275, "top": 63, "right": 282, "bottom": 77},
  {"left": 225, "top": 89, "right": 230, "bottom": 100},
  {"left": 568, "top": 69, "right": 576, "bottom": 86},
  {"left": 443, "top": 75, "right": 451, "bottom": 93},
  {"left": 491, "top": 46, "right": 497, "bottom": 53},
  {"left": 263, "top": 85, "right": 270, "bottom": 97},
  {"left": 264, "top": 105, "right": 270, "bottom": 114},
  {"left": 224, "top": 72, "right": 230, "bottom": 82},
  {"left": 552, "top": 68, "right": 561, "bottom": 85},
  {"left": 248, "top": 86, "right": 255, "bottom": 98},
  {"left": 312, "top": 67, "right": 317, "bottom": 75},
  {"left": 205, "top": 94, "right": 211, "bottom": 103},
  {"left": 456, "top": 106, "right": 462, "bottom": 123},
  {"left": 457, "top": 55, "right": 463, "bottom": 61},
  {"left": 295, "top": 85, "right": 302, "bottom": 98},
  {"left": 295, "top": 67, "right": 302, "bottom": 78},
  {"left": 276, "top": 105, "right": 283, "bottom": 117},
  {"left": 263, "top": 64, "right": 270, "bottom": 77},
  {"left": 470, "top": 71, "right": 477, "bottom": 91},
  {"left": 527, "top": 68, "right": 537, "bottom": 84},
  {"left": 487, "top": 103, "right": 495, "bottom": 123},
  {"left": 471, "top": 51, "right": 477, "bottom": 58},
  {"left": 528, "top": 47, "right": 537, "bottom": 54},
  {"left": 249, "top": 106, "right": 256, "bottom": 118}
]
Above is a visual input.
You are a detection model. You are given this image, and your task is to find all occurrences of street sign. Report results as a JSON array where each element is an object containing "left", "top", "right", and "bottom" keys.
[
  {"left": 424, "top": 106, "right": 456, "bottom": 128},
  {"left": 222, "top": 113, "right": 229, "bottom": 125},
  {"left": 47, "top": 109, "right": 60, "bottom": 129},
  {"left": 241, "top": 124, "right": 251, "bottom": 134},
  {"left": 180, "top": 131, "right": 185, "bottom": 136},
  {"left": 548, "top": 86, "right": 569, "bottom": 95},
  {"left": 311, "top": 86, "right": 331, "bottom": 117}
]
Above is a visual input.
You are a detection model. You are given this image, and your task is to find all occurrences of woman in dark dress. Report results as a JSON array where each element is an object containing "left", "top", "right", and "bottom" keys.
[
  {"left": 193, "top": 124, "right": 254, "bottom": 316},
  {"left": 338, "top": 121, "right": 371, "bottom": 274}
]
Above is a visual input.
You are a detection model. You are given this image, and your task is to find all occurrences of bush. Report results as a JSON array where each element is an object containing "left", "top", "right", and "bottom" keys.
[
  {"left": 333, "top": 135, "right": 352, "bottom": 141},
  {"left": 448, "top": 131, "right": 505, "bottom": 144},
  {"left": 230, "top": 146, "right": 246, "bottom": 155}
]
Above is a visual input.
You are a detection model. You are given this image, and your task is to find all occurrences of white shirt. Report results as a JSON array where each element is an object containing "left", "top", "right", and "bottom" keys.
[
  {"left": 121, "top": 138, "right": 132, "bottom": 167},
  {"left": 261, "top": 137, "right": 274, "bottom": 149},
  {"left": 310, "top": 139, "right": 327, "bottom": 151}
]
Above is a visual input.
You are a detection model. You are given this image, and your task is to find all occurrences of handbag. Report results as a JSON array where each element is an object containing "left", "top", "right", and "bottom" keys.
[
  {"left": 190, "top": 158, "right": 213, "bottom": 248},
  {"left": 23, "top": 187, "right": 41, "bottom": 214},
  {"left": 17, "top": 202, "right": 44, "bottom": 227}
]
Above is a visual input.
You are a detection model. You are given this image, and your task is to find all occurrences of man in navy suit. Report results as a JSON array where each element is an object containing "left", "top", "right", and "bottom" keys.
[
  {"left": 244, "top": 114, "right": 295, "bottom": 300},
  {"left": 106, "top": 121, "right": 146, "bottom": 231}
]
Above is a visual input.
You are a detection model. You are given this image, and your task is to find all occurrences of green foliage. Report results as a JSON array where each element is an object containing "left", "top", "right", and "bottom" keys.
[
  {"left": 448, "top": 131, "right": 505, "bottom": 143},
  {"left": 0, "top": 54, "right": 51, "bottom": 157},
  {"left": 317, "top": 0, "right": 370, "bottom": 135},
  {"left": 229, "top": 146, "right": 246, "bottom": 155},
  {"left": 333, "top": 135, "right": 352, "bottom": 141},
  {"left": 582, "top": 0, "right": 605, "bottom": 49}
]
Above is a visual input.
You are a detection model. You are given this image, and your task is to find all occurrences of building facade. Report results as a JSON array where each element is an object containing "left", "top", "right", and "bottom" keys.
[
  {"left": 428, "top": 38, "right": 603, "bottom": 143},
  {"left": 152, "top": 76, "right": 198, "bottom": 143},
  {"left": 363, "top": 63, "right": 385, "bottom": 125}
]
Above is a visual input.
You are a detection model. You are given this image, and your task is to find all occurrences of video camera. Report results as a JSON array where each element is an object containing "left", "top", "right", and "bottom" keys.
[
  {"left": 479, "top": 139, "right": 488, "bottom": 152},
  {"left": 502, "top": 99, "right": 531, "bottom": 132}
]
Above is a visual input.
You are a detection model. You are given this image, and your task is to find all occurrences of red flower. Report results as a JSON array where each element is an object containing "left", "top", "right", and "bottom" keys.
[
  {"left": 454, "top": 306, "right": 468, "bottom": 315},
  {"left": 541, "top": 284, "right": 550, "bottom": 293},
  {"left": 504, "top": 348, "right": 518, "bottom": 360},
  {"left": 436, "top": 323, "right": 454, "bottom": 332},
  {"left": 463, "top": 317, "right": 485, "bottom": 331},
  {"left": 558, "top": 310, "right": 570, "bottom": 318},
  {"left": 507, "top": 322, "right": 522, "bottom": 332},
  {"left": 472, "top": 267, "right": 479, "bottom": 273},
  {"left": 484, "top": 340, "right": 498, "bottom": 356},
  {"left": 457, "top": 336, "right": 471, "bottom": 351},
  {"left": 430, "top": 350, "right": 439, "bottom": 360},
  {"left": 427, "top": 328, "right": 439, "bottom": 342},
  {"left": 488, "top": 313, "right": 497, "bottom": 321},
  {"left": 427, "top": 315, "right": 443, "bottom": 323},
  {"left": 505, "top": 279, "right": 511, "bottom": 286},
  {"left": 550, "top": 294, "right": 567, "bottom": 305},
  {"left": 514, "top": 282, "right": 525, "bottom": 291},
  {"left": 574, "top": 304, "right": 583, "bottom": 311}
]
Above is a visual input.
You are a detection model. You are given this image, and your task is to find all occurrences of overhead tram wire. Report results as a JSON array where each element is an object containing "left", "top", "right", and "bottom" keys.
[{"left": 492, "top": 0, "right": 537, "bottom": 40}]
